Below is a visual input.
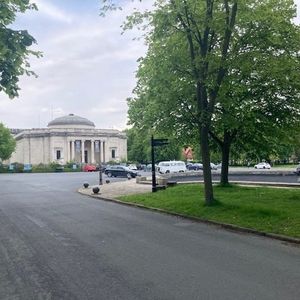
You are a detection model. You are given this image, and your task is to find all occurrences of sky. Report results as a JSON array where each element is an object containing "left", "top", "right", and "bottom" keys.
[
  {"left": 0, "top": 0, "right": 300, "bottom": 130},
  {"left": 0, "top": 0, "right": 153, "bottom": 130}
]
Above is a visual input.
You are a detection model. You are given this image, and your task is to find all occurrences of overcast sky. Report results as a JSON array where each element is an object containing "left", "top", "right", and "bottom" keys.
[{"left": 0, "top": 0, "right": 299, "bottom": 130}]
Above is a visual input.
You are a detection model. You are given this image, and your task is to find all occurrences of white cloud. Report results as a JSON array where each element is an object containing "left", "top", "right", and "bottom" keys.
[
  {"left": 2, "top": 0, "right": 299, "bottom": 131},
  {"left": 0, "top": 0, "right": 151, "bottom": 130},
  {"left": 33, "top": 0, "right": 73, "bottom": 23}
]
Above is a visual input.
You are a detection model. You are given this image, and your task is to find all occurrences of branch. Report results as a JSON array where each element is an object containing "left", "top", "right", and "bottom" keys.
[
  {"left": 202, "top": 0, "right": 214, "bottom": 56},
  {"left": 183, "top": 0, "right": 203, "bottom": 48},
  {"left": 170, "top": 0, "right": 199, "bottom": 79},
  {"left": 208, "top": 0, "right": 238, "bottom": 113},
  {"left": 209, "top": 130, "right": 223, "bottom": 147}
]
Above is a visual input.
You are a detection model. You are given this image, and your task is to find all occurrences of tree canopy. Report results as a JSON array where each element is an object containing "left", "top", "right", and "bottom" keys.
[
  {"left": 102, "top": 0, "right": 300, "bottom": 203},
  {"left": 0, "top": 0, "right": 40, "bottom": 98},
  {"left": 125, "top": 0, "right": 300, "bottom": 186},
  {"left": 0, "top": 123, "right": 16, "bottom": 161}
]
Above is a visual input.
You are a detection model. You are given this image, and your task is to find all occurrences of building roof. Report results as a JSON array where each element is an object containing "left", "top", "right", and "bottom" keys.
[{"left": 47, "top": 114, "right": 95, "bottom": 128}]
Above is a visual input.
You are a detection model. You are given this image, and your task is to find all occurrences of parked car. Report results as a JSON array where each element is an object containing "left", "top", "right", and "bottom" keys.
[
  {"left": 210, "top": 163, "right": 218, "bottom": 170},
  {"left": 157, "top": 161, "right": 186, "bottom": 174},
  {"left": 128, "top": 164, "right": 138, "bottom": 170},
  {"left": 95, "top": 164, "right": 108, "bottom": 172},
  {"left": 295, "top": 164, "right": 300, "bottom": 175},
  {"left": 23, "top": 163, "right": 32, "bottom": 172},
  {"left": 187, "top": 163, "right": 203, "bottom": 170},
  {"left": 215, "top": 163, "right": 222, "bottom": 169},
  {"left": 254, "top": 162, "right": 271, "bottom": 169},
  {"left": 104, "top": 165, "right": 138, "bottom": 178},
  {"left": 83, "top": 164, "right": 97, "bottom": 172}
]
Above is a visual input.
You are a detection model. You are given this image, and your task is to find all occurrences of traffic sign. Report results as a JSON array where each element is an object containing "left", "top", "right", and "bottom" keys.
[{"left": 152, "top": 138, "right": 169, "bottom": 146}]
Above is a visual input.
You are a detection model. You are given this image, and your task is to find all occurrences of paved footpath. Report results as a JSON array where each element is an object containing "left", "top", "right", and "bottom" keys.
[{"left": 78, "top": 179, "right": 152, "bottom": 199}]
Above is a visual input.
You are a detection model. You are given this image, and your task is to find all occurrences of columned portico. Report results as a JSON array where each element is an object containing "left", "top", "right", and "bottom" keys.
[
  {"left": 81, "top": 140, "right": 85, "bottom": 163},
  {"left": 71, "top": 141, "right": 75, "bottom": 161},
  {"left": 67, "top": 138, "right": 70, "bottom": 162},
  {"left": 102, "top": 141, "right": 105, "bottom": 163},
  {"left": 7, "top": 114, "right": 127, "bottom": 165},
  {"left": 91, "top": 140, "right": 95, "bottom": 163}
]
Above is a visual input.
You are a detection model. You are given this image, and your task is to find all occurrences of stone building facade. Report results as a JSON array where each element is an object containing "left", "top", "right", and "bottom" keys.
[{"left": 8, "top": 114, "right": 127, "bottom": 165}]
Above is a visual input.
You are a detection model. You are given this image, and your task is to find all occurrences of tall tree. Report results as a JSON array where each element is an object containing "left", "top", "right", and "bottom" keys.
[
  {"left": 102, "top": 0, "right": 300, "bottom": 203},
  {"left": 101, "top": 0, "right": 238, "bottom": 204},
  {"left": 0, "top": 0, "right": 40, "bottom": 98},
  {"left": 126, "top": 0, "right": 300, "bottom": 184},
  {"left": 0, "top": 123, "right": 16, "bottom": 161}
]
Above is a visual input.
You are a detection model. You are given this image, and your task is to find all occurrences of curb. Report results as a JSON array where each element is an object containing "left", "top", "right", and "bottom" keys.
[
  {"left": 176, "top": 180, "right": 300, "bottom": 188},
  {"left": 78, "top": 189, "right": 300, "bottom": 246},
  {"left": 137, "top": 180, "right": 300, "bottom": 188}
]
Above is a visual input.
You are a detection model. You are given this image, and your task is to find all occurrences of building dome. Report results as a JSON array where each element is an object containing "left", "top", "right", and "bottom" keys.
[{"left": 47, "top": 114, "right": 95, "bottom": 128}]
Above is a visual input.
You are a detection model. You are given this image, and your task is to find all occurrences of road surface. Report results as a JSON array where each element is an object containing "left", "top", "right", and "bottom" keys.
[{"left": 0, "top": 173, "right": 299, "bottom": 299}]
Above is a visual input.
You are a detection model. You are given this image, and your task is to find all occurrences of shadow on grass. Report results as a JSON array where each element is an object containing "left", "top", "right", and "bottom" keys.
[{"left": 203, "top": 198, "right": 223, "bottom": 207}]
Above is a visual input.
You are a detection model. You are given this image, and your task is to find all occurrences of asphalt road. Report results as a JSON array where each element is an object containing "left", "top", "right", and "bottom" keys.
[{"left": 0, "top": 173, "right": 299, "bottom": 300}]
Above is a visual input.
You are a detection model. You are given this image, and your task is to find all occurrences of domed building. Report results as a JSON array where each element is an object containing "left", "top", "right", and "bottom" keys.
[{"left": 8, "top": 114, "right": 127, "bottom": 165}]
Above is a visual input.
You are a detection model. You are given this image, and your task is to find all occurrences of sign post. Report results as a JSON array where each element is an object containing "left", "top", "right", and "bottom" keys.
[
  {"left": 95, "top": 140, "right": 103, "bottom": 186},
  {"left": 151, "top": 136, "right": 169, "bottom": 192}
]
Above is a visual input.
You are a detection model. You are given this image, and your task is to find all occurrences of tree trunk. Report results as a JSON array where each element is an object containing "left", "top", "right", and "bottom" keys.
[
  {"left": 220, "top": 134, "right": 230, "bottom": 185},
  {"left": 200, "top": 125, "right": 214, "bottom": 205},
  {"left": 220, "top": 130, "right": 236, "bottom": 185}
]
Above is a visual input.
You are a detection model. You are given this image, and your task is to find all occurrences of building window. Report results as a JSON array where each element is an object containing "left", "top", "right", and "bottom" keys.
[
  {"left": 56, "top": 150, "right": 61, "bottom": 160},
  {"left": 111, "top": 149, "right": 116, "bottom": 159}
]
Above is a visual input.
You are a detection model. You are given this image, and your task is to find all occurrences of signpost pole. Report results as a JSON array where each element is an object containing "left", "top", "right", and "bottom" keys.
[
  {"left": 98, "top": 141, "right": 103, "bottom": 185},
  {"left": 151, "top": 135, "right": 157, "bottom": 192},
  {"left": 99, "top": 165, "right": 103, "bottom": 185}
]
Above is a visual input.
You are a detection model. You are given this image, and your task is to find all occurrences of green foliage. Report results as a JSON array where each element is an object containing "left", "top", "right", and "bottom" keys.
[
  {"left": 126, "top": 127, "right": 182, "bottom": 163},
  {"left": 8, "top": 162, "right": 24, "bottom": 172},
  {"left": 120, "top": 184, "right": 300, "bottom": 238},
  {"left": 32, "top": 163, "right": 54, "bottom": 173},
  {"left": 125, "top": 0, "right": 300, "bottom": 172},
  {"left": 0, "top": 0, "right": 41, "bottom": 98},
  {"left": 0, "top": 123, "right": 16, "bottom": 160}
]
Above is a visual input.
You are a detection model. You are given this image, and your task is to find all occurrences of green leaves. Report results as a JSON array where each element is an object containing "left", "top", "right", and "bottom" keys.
[
  {"left": 0, "top": 0, "right": 39, "bottom": 98},
  {"left": 0, "top": 123, "right": 16, "bottom": 160}
]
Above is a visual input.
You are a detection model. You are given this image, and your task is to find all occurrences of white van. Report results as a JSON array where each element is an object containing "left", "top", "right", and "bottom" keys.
[{"left": 157, "top": 161, "right": 187, "bottom": 174}]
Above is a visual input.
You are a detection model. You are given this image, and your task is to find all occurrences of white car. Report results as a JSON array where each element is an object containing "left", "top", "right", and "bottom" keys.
[
  {"left": 158, "top": 161, "right": 186, "bottom": 174},
  {"left": 210, "top": 163, "right": 218, "bottom": 170},
  {"left": 128, "top": 164, "right": 137, "bottom": 170},
  {"left": 254, "top": 162, "right": 271, "bottom": 169}
]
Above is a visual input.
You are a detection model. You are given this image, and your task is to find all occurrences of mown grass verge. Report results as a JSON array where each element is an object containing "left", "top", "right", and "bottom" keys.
[{"left": 119, "top": 184, "right": 300, "bottom": 238}]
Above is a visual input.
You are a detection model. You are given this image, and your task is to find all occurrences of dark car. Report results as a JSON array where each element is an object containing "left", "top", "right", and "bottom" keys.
[
  {"left": 104, "top": 165, "right": 138, "bottom": 178},
  {"left": 186, "top": 163, "right": 203, "bottom": 170},
  {"left": 95, "top": 164, "right": 108, "bottom": 172}
]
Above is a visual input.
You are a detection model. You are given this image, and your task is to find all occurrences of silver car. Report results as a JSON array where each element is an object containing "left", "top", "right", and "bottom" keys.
[{"left": 295, "top": 164, "right": 300, "bottom": 175}]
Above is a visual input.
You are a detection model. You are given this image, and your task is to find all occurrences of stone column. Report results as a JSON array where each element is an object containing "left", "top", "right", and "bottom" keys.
[
  {"left": 102, "top": 141, "right": 105, "bottom": 163},
  {"left": 81, "top": 140, "right": 85, "bottom": 163},
  {"left": 49, "top": 135, "right": 53, "bottom": 163},
  {"left": 99, "top": 140, "right": 102, "bottom": 164},
  {"left": 71, "top": 140, "right": 75, "bottom": 161},
  {"left": 67, "top": 139, "right": 70, "bottom": 162},
  {"left": 91, "top": 140, "right": 95, "bottom": 163}
]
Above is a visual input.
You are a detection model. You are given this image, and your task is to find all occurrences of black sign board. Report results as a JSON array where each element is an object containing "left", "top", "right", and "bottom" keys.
[{"left": 152, "top": 138, "right": 169, "bottom": 147}]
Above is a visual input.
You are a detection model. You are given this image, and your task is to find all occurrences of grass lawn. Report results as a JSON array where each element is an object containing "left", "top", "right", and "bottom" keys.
[{"left": 119, "top": 184, "right": 300, "bottom": 238}]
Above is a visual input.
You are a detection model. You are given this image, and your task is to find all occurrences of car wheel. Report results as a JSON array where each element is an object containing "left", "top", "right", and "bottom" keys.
[
  {"left": 166, "top": 170, "right": 170, "bottom": 174},
  {"left": 127, "top": 173, "right": 132, "bottom": 179},
  {"left": 107, "top": 172, "right": 112, "bottom": 177}
]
